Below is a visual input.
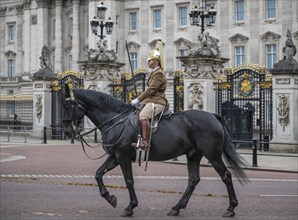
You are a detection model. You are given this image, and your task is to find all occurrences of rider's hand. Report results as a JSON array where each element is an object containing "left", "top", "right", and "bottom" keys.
[{"left": 130, "top": 98, "right": 140, "bottom": 106}]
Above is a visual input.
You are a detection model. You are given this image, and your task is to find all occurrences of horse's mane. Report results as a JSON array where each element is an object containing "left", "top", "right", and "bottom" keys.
[{"left": 74, "top": 89, "right": 129, "bottom": 112}]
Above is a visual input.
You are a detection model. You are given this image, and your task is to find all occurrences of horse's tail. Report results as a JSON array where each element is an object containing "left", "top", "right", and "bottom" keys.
[{"left": 214, "top": 114, "right": 249, "bottom": 185}]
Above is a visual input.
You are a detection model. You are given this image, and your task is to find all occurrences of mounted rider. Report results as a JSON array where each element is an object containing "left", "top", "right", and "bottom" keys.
[{"left": 130, "top": 38, "right": 168, "bottom": 151}]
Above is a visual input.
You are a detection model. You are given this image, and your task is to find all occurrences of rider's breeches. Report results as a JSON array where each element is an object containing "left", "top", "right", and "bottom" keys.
[{"left": 139, "top": 103, "right": 165, "bottom": 120}]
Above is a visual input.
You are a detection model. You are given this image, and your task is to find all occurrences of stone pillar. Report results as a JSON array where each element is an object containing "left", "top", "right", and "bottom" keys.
[
  {"left": 269, "top": 71, "right": 298, "bottom": 152},
  {"left": 72, "top": 0, "right": 80, "bottom": 71},
  {"left": 32, "top": 80, "right": 53, "bottom": 137},
  {"left": 55, "top": 0, "right": 63, "bottom": 72},
  {"left": 23, "top": 1, "right": 31, "bottom": 75},
  {"left": 177, "top": 32, "right": 229, "bottom": 113},
  {"left": 179, "top": 57, "right": 228, "bottom": 113},
  {"left": 269, "top": 29, "right": 298, "bottom": 153},
  {"left": 36, "top": 0, "right": 48, "bottom": 57},
  {"left": 32, "top": 45, "right": 57, "bottom": 138}
]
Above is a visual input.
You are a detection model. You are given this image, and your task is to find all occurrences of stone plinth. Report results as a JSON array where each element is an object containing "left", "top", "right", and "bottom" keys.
[
  {"left": 178, "top": 56, "right": 229, "bottom": 113},
  {"left": 32, "top": 69, "right": 57, "bottom": 138},
  {"left": 269, "top": 68, "right": 298, "bottom": 153}
]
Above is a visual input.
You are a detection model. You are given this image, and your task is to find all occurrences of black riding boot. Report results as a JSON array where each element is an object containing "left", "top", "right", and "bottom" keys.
[{"left": 131, "top": 119, "right": 150, "bottom": 151}]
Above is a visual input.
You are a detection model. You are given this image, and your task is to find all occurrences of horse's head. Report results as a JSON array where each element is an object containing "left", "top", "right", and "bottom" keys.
[{"left": 62, "top": 83, "right": 86, "bottom": 138}]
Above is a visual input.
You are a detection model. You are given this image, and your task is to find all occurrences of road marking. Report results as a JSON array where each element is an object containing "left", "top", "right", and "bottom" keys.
[
  {"left": 1, "top": 174, "right": 297, "bottom": 182},
  {"left": 259, "top": 195, "right": 298, "bottom": 197},
  {"left": 0, "top": 153, "right": 26, "bottom": 162}
]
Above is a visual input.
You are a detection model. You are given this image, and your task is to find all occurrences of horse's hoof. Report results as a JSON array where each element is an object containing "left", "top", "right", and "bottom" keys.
[
  {"left": 109, "top": 195, "right": 117, "bottom": 208},
  {"left": 222, "top": 210, "right": 235, "bottom": 217},
  {"left": 167, "top": 209, "right": 180, "bottom": 216},
  {"left": 121, "top": 209, "right": 134, "bottom": 217}
]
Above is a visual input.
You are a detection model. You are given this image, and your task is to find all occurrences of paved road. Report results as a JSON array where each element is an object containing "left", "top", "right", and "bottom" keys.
[{"left": 1, "top": 143, "right": 297, "bottom": 219}]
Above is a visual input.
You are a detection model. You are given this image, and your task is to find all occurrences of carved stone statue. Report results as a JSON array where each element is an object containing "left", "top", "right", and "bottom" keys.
[
  {"left": 277, "top": 94, "right": 289, "bottom": 132},
  {"left": 188, "top": 32, "right": 221, "bottom": 59},
  {"left": 188, "top": 84, "right": 203, "bottom": 110},
  {"left": 35, "top": 94, "right": 43, "bottom": 123},
  {"left": 273, "top": 29, "right": 298, "bottom": 69},
  {"left": 86, "top": 39, "right": 118, "bottom": 62},
  {"left": 39, "top": 46, "right": 53, "bottom": 71}
]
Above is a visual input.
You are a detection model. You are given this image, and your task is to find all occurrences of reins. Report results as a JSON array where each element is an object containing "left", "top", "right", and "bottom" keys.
[
  {"left": 78, "top": 105, "right": 134, "bottom": 138},
  {"left": 77, "top": 105, "right": 134, "bottom": 160}
]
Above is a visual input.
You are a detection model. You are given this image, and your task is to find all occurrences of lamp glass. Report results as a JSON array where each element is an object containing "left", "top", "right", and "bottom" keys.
[{"left": 97, "top": 2, "right": 107, "bottom": 20}]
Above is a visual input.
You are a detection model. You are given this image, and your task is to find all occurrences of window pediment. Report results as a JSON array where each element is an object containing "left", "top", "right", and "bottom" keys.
[
  {"left": 260, "top": 31, "right": 281, "bottom": 42},
  {"left": 127, "top": 41, "right": 140, "bottom": 50},
  {"left": 229, "top": 34, "right": 249, "bottom": 44},
  {"left": 4, "top": 50, "right": 16, "bottom": 58},
  {"left": 174, "top": 37, "right": 193, "bottom": 48},
  {"left": 148, "top": 39, "right": 165, "bottom": 49}
]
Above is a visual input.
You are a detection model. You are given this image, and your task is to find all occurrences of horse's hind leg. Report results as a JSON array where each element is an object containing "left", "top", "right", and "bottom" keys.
[
  {"left": 168, "top": 151, "right": 203, "bottom": 216},
  {"left": 95, "top": 156, "right": 119, "bottom": 208},
  {"left": 209, "top": 158, "right": 238, "bottom": 217}
]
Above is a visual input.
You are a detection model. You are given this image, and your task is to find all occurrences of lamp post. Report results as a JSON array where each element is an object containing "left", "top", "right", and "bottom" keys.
[
  {"left": 90, "top": 2, "right": 114, "bottom": 40},
  {"left": 189, "top": 0, "right": 217, "bottom": 34}
]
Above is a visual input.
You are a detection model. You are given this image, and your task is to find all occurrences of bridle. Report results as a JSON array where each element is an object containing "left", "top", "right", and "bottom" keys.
[{"left": 64, "top": 89, "right": 134, "bottom": 160}]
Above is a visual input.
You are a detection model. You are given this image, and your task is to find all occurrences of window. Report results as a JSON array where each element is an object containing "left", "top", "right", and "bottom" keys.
[
  {"left": 153, "top": 9, "right": 161, "bottom": 29},
  {"left": 8, "top": 90, "right": 15, "bottom": 117},
  {"left": 266, "top": 0, "right": 276, "bottom": 19},
  {"left": 178, "top": 49, "right": 187, "bottom": 69},
  {"left": 130, "top": 52, "right": 138, "bottom": 71},
  {"left": 179, "top": 7, "right": 187, "bottom": 27},
  {"left": 130, "top": 12, "right": 137, "bottom": 31},
  {"left": 52, "top": 19, "right": 56, "bottom": 39},
  {"left": 68, "top": 55, "right": 72, "bottom": 70},
  {"left": 8, "top": 23, "right": 15, "bottom": 41},
  {"left": 69, "top": 17, "right": 73, "bottom": 35},
  {"left": 8, "top": 59, "right": 15, "bottom": 79},
  {"left": 266, "top": 44, "right": 276, "bottom": 68},
  {"left": 235, "top": 46, "right": 245, "bottom": 65},
  {"left": 235, "top": 0, "right": 244, "bottom": 22}
]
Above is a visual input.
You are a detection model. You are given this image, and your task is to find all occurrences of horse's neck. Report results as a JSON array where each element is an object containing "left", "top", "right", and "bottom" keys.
[{"left": 85, "top": 106, "right": 124, "bottom": 130}]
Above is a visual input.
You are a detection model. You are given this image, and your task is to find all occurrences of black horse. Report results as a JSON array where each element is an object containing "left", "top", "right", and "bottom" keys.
[{"left": 62, "top": 84, "right": 248, "bottom": 218}]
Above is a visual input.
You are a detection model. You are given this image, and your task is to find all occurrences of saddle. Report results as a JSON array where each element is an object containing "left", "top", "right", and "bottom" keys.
[{"left": 129, "top": 104, "right": 173, "bottom": 133}]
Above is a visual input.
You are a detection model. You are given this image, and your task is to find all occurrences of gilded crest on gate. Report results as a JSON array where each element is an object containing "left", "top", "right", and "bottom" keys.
[{"left": 238, "top": 72, "right": 255, "bottom": 97}]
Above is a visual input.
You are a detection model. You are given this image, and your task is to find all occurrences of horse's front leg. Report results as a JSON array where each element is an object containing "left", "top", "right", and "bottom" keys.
[
  {"left": 118, "top": 158, "right": 138, "bottom": 217},
  {"left": 95, "top": 156, "right": 119, "bottom": 208}
]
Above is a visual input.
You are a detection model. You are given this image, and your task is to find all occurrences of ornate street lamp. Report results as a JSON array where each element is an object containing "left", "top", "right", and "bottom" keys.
[
  {"left": 189, "top": 0, "right": 217, "bottom": 34},
  {"left": 90, "top": 2, "right": 114, "bottom": 40}
]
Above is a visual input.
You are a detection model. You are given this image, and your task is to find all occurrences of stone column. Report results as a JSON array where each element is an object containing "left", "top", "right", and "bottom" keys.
[
  {"left": 72, "top": 0, "right": 80, "bottom": 71},
  {"left": 179, "top": 57, "right": 228, "bottom": 113},
  {"left": 269, "top": 29, "right": 298, "bottom": 153},
  {"left": 36, "top": 0, "right": 48, "bottom": 54},
  {"left": 31, "top": 80, "right": 52, "bottom": 137},
  {"left": 177, "top": 32, "right": 229, "bottom": 113},
  {"left": 55, "top": 0, "right": 63, "bottom": 72},
  {"left": 23, "top": 1, "right": 31, "bottom": 75},
  {"left": 269, "top": 70, "right": 298, "bottom": 152}
]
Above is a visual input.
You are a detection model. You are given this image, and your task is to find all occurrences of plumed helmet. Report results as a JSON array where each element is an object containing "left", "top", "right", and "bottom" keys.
[
  {"left": 147, "top": 49, "right": 161, "bottom": 62},
  {"left": 147, "top": 38, "right": 164, "bottom": 70}
]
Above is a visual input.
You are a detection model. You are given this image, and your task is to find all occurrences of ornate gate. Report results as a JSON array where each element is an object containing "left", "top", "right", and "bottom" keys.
[
  {"left": 51, "top": 70, "right": 84, "bottom": 139},
  {"left": 111, "top": 69, "right": 146, "bottom": 103},
  {"left": 217, "top": 64, "right": 273, "bottom": 150},
  {"left": 173, "top": 70, "right": 184, "bottom": 112}
]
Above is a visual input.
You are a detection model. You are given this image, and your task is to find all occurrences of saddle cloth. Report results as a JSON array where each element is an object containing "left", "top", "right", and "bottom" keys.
[{"left": 129, "top": 106, "right": 173, "bottom": 133}]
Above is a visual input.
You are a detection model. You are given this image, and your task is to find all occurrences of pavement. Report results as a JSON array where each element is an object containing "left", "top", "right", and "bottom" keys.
[{"left": 1, "top": 136, "right": 298, "bottom": 173}]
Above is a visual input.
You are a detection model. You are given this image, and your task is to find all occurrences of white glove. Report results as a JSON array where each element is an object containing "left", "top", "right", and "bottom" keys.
[{"left": 130, "top": 98, "right": 140, "bottom": 106}]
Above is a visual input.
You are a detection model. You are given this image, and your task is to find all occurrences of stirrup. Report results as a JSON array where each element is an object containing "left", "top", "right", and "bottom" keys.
[{"left": 138, "top": 140, "right": 150, "bottom": 151}]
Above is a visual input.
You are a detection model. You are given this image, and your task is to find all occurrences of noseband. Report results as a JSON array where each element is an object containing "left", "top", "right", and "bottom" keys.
[{"left": 65, "top": 92, "right": 85, "bottom": 134}]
